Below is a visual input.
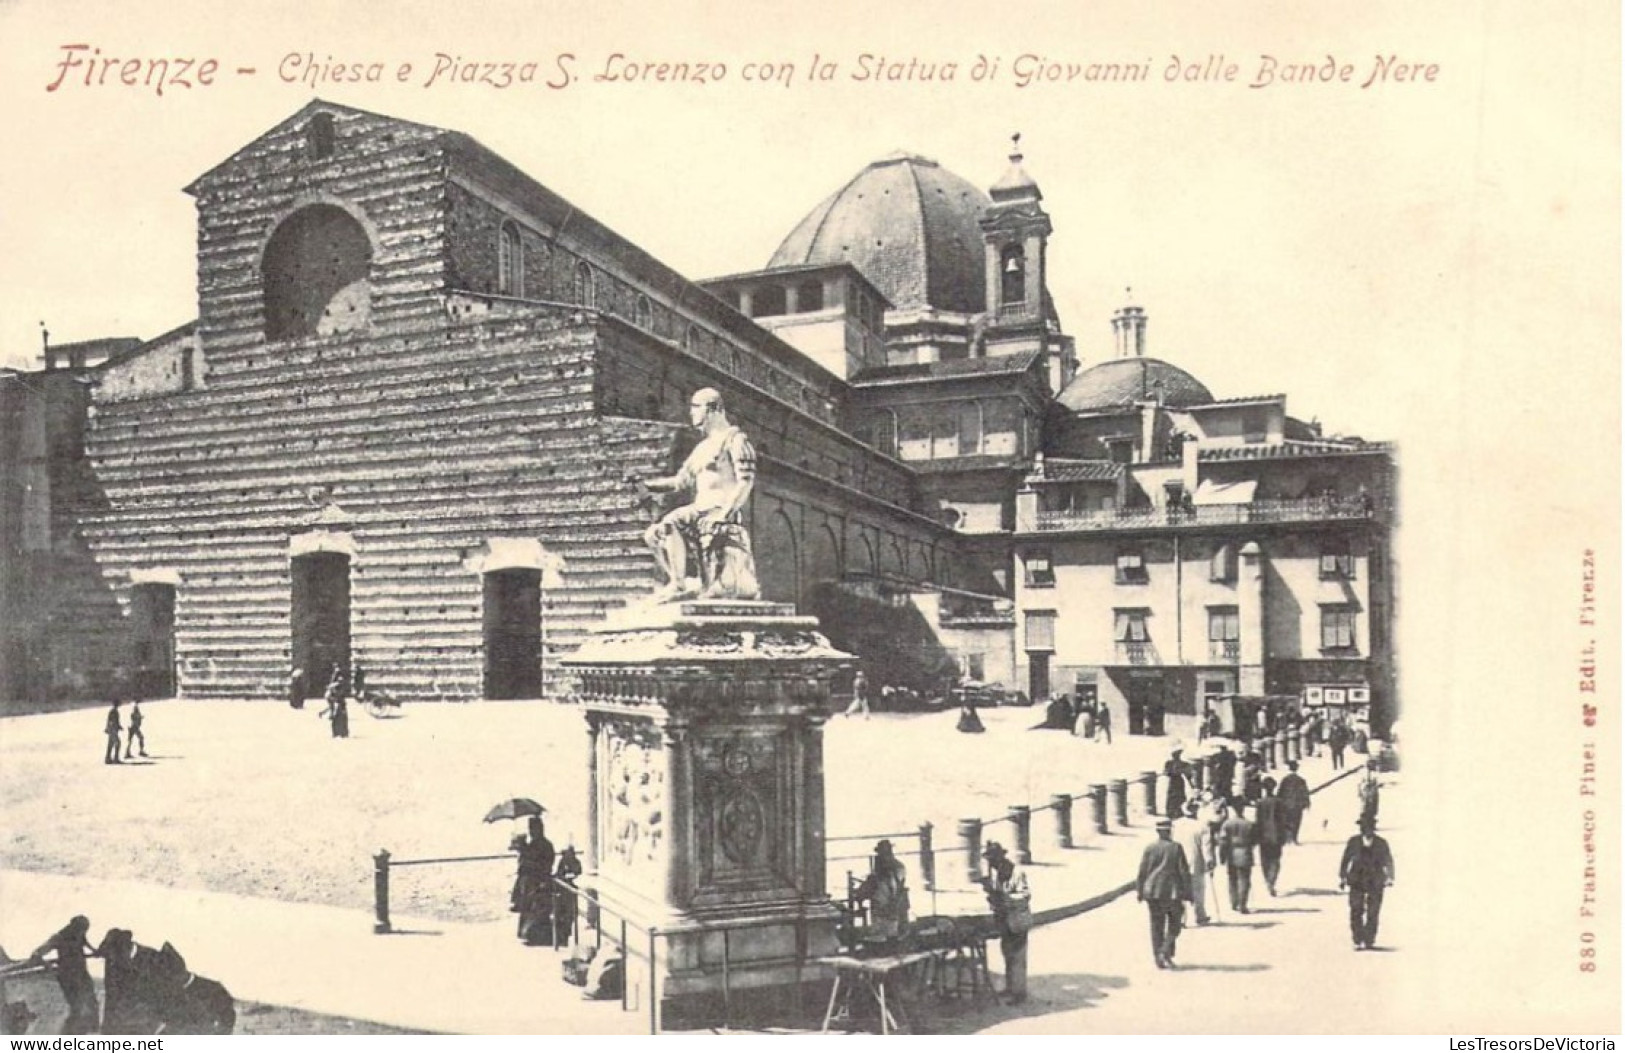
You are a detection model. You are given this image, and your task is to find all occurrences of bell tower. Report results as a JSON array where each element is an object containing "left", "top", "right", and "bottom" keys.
[{"left": 980, "top": 135, "right": 1073, "bottom": 387}]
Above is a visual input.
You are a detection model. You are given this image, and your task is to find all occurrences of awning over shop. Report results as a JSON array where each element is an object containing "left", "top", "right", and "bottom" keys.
[{"left": 1192, "top": 479, "right": 1258, "bottom": 506}]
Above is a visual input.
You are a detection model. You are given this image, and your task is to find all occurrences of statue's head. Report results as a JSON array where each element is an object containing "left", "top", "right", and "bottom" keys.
[{"left": 689, "top": 388, "right": 725, "bottom": 429}]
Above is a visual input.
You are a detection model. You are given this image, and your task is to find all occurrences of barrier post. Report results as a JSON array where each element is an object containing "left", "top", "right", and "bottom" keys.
[
  {"left": 372, "top": 849, "right": 391, "bottom": 934},
  {"left": 918, "top": 822, "right": 935, "bottom": 890},
  {"left": 958, "top": 818, "right": 983, "bottom": 883},
  {"left": 1050, "top": 793, "right": 1073, "bottom": 849},
  {"left": 1110, "top": 779, "right": 1130, "bottom": 827},
  {"left": 1009, "top": 805, "right": 1033, "bottom": 865},
  {"left": 1139, "top": 771, "right": 1158, "bottom": 816},
  {"left": 1088, "top": 784, "right": 1108, "bottom": 835}
]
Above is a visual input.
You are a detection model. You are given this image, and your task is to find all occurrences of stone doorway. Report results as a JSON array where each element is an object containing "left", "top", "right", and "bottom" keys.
[
  {"left": 291, "top": 551, "right": 351, "bottom": 697},
  {"left": 483, "top": 568, "right": 542, "bottom": 700},
  {"left": 129, "top": 583, "right": 177, "bottom": 699}
]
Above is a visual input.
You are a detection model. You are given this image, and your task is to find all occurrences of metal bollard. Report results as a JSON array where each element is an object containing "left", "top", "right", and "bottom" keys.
[
  {"left": 1088, "top": 784, "right": 1108, "bottom": 836},
  {"left": 373, "top": 849, "right": 392, "bottom": 934},
  {"left": 1110, "top": 778, "right": 1130, "bottom": 827},
  {"left": 1139, "top": 771, "right": 1158, "bottom": 816},
  {"left": 1277, "top": 732, "right": 1290, "bottom": 767},
  {"left": 1050, "top": 793, "right": 1073, "bottom": 849},
  {"left": 1300, "top": 727, "right": 1313, "bottom": 757},
  {"left": 1010, "top": 805, "right": 1033, "bottom": 865},
  {"left": 1285, "top": 732, "right": 1299, "bottom": 764},
  {"left": 918, "top": 822, "right": 935, "bottom": 890},
  {"left": 958, "top": 817, "right": 983, "bottom": 884}
]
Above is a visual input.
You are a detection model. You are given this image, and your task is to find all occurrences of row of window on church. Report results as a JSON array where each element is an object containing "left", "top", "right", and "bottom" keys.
[{"left": 497, "top": 220, "right": 836, "bottom": 420}]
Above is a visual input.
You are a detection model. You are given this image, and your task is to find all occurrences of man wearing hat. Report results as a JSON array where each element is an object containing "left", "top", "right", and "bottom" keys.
[
  {"left": 855, "top": 839, "right": 910, "bottom": 941},
  {"left": 1218, "top": 799, "right": 1259, "bottom": 913},
  {"left": 1172, "top": 800, "right": 1213, "bottom": 924},
  {"left": 1278, "top": 761, "right": 1312, "bottom": 844},
  {"left": 1136, "top": 818, "right": 1193, "bottom": 968},
  {"left": 980, "top": 842, "right": 1032, "bottom": 1003},
  {"left": 1339, "top": 816, "right": 1394, "bottom": 950}
]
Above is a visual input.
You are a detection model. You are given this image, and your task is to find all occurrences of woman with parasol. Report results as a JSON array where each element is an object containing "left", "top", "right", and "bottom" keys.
[{"left": 504, "top": 809, "right": 555, "bottom": 946}]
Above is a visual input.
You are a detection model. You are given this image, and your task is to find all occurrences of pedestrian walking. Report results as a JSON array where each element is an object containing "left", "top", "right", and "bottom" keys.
[
  {"left": 980, "top": 842, "right": 1031, "bottom": 1004},
  {"left": 104, "top": 701, "right": 123, "bottom": 765},
  {"left": 125, "top": 700, "right": 148, "bottom": 759},
  {"left": 1357, "top": 762, "right": 1381, "bottom": 826},
  {"left": 1096, "top": 702, "right": 1113, "bottom": 744},
  {"left": 1278, "top": 761, "right": 1312, "bottom": 844},
  {"left": 1212, "top": 745, "right": 1236, "bottom": 800},
  {"left": 844, "top": 669, "right": 871, "bottom": 718},
  {"left": 1136, "top": 818, "right": 1192, "bottom": 969},
  {"left": 320, "top": 668, "right": 350, "bottom": 739},
  {"left": 1172, "top": 800, "right": 1212, "bottom": 925},
  {"left": 510, "top": 816, "right": 556, "bottom": 946},
  {"left": 30, "top": 915, "right": 99, "bottom": 1034},
  {"left": 1164, "top": 747, "right": 1189, "bottom": 819},
  {"left": 1254, "top": 778, "right": 1285, "bottom": 896},
  {"left": 1339, "top": 816, "right": 1395, "bottom": 950},
  {"left": 288, "top": 665, "right": 307, "bottom": 710},
  {"left": 1329, "top": 720, "right": 1349, "bottom": 769},
  {"left": 552, "top": 846, "right": 584, "bottom": 949},
  {"left": 1219, "top": 799, "right": 1258, "bottom": 914},
  {"left": 1074, "top": 701, "right": 1095, "bottom": 740}
]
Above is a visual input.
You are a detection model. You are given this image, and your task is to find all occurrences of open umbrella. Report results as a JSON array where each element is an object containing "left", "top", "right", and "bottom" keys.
[{"left": 483, "top": 798, "right": 546, "bottom": 823}]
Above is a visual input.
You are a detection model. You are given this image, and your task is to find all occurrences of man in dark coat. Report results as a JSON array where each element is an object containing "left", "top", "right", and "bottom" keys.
[
  {"left": 1219, "top": 800, "right": 1258, "bottom": 914},
  {"left": 1136, "top": 818, "right": 1192, "bottom": 968},
  {"left": 1339, "top": 816, "right": 1395, "bottom": 949},
  {"left": 125, "top": 701, "right": 148, "bottom": 759},
  {"left": 1212, "top": 745, "right": 1236, "bottom": 800},
  {"left": 105, "top": 702, "right": 123, "bottom": 764},
  {"left": 1254, "top": 778, "right": 1285, "bottom": 896},
  {"left": 31, "top": 915, "right": 99, "bottom": 1034},
  {"left": 1329, "top": 720, "right": 1350, "bottom": 769},
  {"left": 1163, "top": 748, "right": 1189, "bottom": 820},
  {"left": 1095, "top": 702, "right": 1113, "bottom": 744},
  {"left": 1278, "top": 761, "right": 1312, "bottom": 844}
]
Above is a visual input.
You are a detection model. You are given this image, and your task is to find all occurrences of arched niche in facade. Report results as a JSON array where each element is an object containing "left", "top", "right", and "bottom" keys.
[{"left": 263, "top": 203, "right": 374, "bottom": 341}]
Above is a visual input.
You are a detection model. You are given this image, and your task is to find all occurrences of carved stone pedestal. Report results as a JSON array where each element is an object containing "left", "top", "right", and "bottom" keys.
[{"left": 563, "top": 600, "right": 850, "bottom": 1004}]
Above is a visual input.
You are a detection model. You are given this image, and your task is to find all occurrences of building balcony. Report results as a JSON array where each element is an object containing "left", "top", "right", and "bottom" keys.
[
  {"left": 1114, "top": 641, "right": 1161, "bottom": 666},
  {"left": 1032, "top": 494, "right": 1377, "bottom": 533},
  {"left": 1208, "top": 639, "right": 1241, "bottom": 663}
]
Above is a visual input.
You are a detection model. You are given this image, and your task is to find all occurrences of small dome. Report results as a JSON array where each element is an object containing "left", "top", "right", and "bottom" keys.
[
  {"left": 1058, "top": 357, "right": 1214, "bottom": 412},
  {"left": 768, "top": 155, "right": 990, "bottom": 314}
]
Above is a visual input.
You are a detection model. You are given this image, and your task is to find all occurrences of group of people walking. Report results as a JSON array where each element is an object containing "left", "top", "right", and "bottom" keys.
[
  {"left": 1137, "top": 746, "right": 1394, "bottom": 968},
  {"left": 1041, "top": 693, "right": 1113, "bottom": 743},
  {"left": 101, "top": 701, "right": 148, "bottom": 764}
]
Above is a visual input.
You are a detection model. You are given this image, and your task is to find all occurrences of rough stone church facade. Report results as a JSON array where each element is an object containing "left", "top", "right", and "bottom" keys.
[{"left": 1, "top": 101, "right": 1397, "bottom": 735}]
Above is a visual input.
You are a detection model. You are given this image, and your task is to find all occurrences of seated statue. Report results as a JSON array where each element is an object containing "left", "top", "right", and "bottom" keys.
[{"left": 642, "top": 388, "right": 761, "bottom": 602}]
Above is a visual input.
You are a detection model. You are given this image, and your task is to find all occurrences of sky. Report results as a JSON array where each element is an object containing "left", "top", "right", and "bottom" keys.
[{"left": 3, "top": 0, "right": 1587, "bottom": 450}]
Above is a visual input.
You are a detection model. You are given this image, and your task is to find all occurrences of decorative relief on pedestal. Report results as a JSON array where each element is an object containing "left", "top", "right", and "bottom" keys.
[
  {"left": 717, "top": 789, "right": 766, "bottom": 866},
  {"left": 602, "top": 720, "right": 667, "bottom": 894},
  {"left": 674, "top": 630, "right": 744, "bottom": 655}
]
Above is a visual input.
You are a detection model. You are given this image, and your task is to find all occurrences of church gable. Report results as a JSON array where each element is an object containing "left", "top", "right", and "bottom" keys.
[{"left": 187, "top": 102, "right": 453, "bottom": 371}]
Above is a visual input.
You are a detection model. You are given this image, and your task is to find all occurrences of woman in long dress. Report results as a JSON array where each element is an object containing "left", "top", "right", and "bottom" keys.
[{"left": 510, "top": 817, "right": 556, "bottom": 945}]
